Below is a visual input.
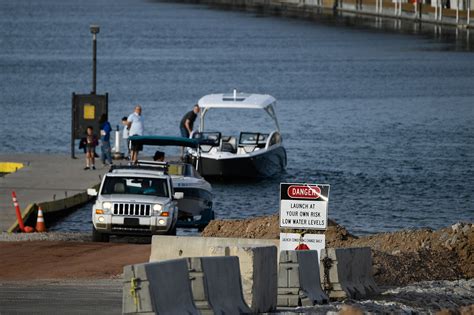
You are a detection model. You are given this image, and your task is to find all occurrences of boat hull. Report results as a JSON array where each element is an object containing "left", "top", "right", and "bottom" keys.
[
  {"left": 198, "top": 146, "right": 287, "bottom": 178},
  {"left": 173, "top": 187, "right": 213, "bottom": 218}
]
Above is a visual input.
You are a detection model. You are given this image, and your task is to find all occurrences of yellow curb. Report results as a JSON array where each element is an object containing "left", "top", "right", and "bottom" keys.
[{"left": 0, "top": 162, "right": 24, "bottom": 173}]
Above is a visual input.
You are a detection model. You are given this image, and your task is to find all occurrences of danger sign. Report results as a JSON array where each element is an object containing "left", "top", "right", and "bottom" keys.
[
  {"left": 287, "top": 185, "right": 321, "bottom": 199},
  {"left": 280, "top": 183, "right": 330, "bottom": 230}
]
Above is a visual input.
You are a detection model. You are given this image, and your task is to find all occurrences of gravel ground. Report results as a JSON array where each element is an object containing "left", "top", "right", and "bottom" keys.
[{"left": 275, "top": 279, "right": 474, "bottom": 314}]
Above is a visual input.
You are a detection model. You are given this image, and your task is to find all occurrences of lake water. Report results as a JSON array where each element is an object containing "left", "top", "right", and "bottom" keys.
[{"left": 1, "top": 0, "right": 473, "bottom": 235}]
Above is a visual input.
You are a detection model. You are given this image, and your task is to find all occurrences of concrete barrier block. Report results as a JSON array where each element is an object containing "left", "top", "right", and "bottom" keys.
[
  {"left": 123, "top": 277, "right": 154, "bottom": 313},
  {"left": 226, "top": 245, "right": 277, "bottom": 313},
  {"left": 296, "top": 251, "right": 329, "bottom": 305},
  {"left": 341, "top": 248, "right": 367, "bottom": 297},
  {"left": 123, "top": 259, "right": 200, "bottom": 315},
  {"left": 188, "top": 258, "right": 213, "bottom": 315},
  {"left": 278, "top": 250, "right": 300, "bottom": 289},
  {"left": 277, "top": 250, "right": 328, "bottom": 307},
  {"left": 277, "top": 294, "right": 300, "bottom": 307},
  {"left": 200, "top": 256, "right": 252, "bottom": 315},
  {"left": 281, "top": 262, "right": 300, "bottom": 288},
  {"left": 150, "top": 237, "right": 277, "bottom": 314},
  {"left": 320, "top": 247, "right": 379, "bottom": 300},
  {"left": 279, "top": 250, "right": 297, "bottom": 263},
  {"left": 356, "top": 247, "right": 379, "bottom": 295},
  {"left": 150, "top": 236, "right": 278, "bottom": 262}
]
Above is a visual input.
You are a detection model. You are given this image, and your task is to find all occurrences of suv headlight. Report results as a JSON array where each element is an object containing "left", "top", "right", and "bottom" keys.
[
  {"left": 153, "top": 204, "right": 163, "bottom": 212},
  {"left": 102, "top": 202, "right": 112, "bottom": 210}
]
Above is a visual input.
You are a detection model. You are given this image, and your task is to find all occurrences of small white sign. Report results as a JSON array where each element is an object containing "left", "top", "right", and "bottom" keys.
[
  {"left": 279, "top": 233, "right": 326, "bottom": 259},
  {"left": 280, "top": 183, "right": 330, "bottom": 230}
]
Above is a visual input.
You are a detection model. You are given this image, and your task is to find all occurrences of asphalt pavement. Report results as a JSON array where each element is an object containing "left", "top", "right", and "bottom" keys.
[{"left": 0, "top": 279, "right": 122, "bottom": 315}]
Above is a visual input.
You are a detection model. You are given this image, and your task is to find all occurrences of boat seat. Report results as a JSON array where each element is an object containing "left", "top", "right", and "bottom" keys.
[
  {"left": 257, "top": 134, "right": 268, "bottom": 148},
  {"left": 221, "top": 142, "right": 234, "bottom": 153},
  {"left": 193, "top": 132, "right": 221, "bottom": 153},
  {"left": 200, "top": 145, "right": 213, "bottom": 153},
  {"left": 221, "top": 136, "right": 237, "bottom": 153}
]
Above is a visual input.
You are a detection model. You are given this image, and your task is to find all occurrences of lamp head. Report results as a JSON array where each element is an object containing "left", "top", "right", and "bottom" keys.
[{"left": 90, "top": 25, "right": 100, "bottom": 35}]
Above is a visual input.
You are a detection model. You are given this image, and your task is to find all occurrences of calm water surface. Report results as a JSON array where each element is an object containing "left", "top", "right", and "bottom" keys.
[{"left": 1, "top": 0, "right": 473, "bottom": 235}]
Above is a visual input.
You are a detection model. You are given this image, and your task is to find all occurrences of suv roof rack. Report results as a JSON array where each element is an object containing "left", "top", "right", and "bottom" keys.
[{"left": 109, "top": 161, "right": 169, "bottom": 175}]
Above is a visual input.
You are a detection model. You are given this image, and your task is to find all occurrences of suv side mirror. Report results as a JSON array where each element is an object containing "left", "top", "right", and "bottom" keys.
[
  {"left": 87, "top": 188, "right": 98, "bottom": 196},
  {"left": 173, "top": 192, "right": 184, "bottom": 200}
]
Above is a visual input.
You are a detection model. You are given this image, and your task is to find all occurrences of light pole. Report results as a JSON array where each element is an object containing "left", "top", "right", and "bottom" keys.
[{"left": 90, "top": 25, "right": 100, "bottom": 94}]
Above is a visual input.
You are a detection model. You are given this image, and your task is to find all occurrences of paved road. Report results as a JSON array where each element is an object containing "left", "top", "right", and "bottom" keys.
[
  {"left": 0, "top": 280, "right": 122, "bottom": 315},
  {"left": 0, "top": 154, "right": 110, "bottom": 232}
]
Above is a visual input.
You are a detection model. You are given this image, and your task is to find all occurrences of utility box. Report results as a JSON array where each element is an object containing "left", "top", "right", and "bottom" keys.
[{"left": 71, "top": 92, "right": 108, "bottom": 158}]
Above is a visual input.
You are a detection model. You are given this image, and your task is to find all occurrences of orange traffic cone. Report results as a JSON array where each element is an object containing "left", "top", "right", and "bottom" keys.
[{"left": 35, "top": 207, "right": 47, "bottom": 232}]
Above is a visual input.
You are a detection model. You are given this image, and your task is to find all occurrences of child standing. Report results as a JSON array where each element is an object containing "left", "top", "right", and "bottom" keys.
[{"left": 83, "top": 126, "right": 98, "bottom": 170}]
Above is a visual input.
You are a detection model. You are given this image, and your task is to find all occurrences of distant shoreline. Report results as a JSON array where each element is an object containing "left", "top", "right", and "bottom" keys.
[{"left": 163, "top": 0, "right": 473, "bottom": 49}]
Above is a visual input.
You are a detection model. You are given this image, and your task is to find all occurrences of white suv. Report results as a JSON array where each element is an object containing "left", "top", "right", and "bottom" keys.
[{"left": 87, "top": 165, "right": 181, "bottom": 242}]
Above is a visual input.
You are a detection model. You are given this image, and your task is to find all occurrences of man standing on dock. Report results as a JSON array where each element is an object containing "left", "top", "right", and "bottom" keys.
[
  {"left": 179, "top": 104, "right": 200, "bottom": 138},
  {"left": 127, "top": 105, "right": 144, "bottom": 164},
  {"left": 99, "top": 114, "right": 113, "bottom": 166}
]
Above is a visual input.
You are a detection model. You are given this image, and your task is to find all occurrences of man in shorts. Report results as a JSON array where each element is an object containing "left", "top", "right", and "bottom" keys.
[{"left": 127, "top": 105, "right": 144, "bottom": 164}]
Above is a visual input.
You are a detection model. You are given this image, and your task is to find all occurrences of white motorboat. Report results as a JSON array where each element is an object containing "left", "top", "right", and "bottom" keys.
[{"left": 190, "top": 91, "right": 287, "bottom": 178}]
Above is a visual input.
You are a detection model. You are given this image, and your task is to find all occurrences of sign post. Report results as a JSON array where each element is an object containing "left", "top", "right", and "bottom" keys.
[
  {"left": 280, "top": 183, "right": 330, "bottom": 230},
  {"left": 71, "top": 25, "right": 108, "bottom": 159},
  {"left": 279, "top": 183, "right": 330, "bottom": 259},
  {"left": 71, "top": 93, "right": 108, "bottom": 159}
]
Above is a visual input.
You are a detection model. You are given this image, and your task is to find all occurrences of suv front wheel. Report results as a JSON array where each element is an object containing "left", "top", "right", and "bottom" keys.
[{"left": 92, "top": 226, "right": 110, "bottom": 242}]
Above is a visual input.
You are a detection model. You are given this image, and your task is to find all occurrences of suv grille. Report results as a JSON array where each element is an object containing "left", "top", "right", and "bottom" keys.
[{"left": 113, "top": 203, "right": 151, "bottom": 216}]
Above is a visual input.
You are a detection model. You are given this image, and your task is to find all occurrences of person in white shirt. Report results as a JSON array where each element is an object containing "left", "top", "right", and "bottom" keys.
[{"left": 127, "top": 105, "right": 144, "bottom": 164}]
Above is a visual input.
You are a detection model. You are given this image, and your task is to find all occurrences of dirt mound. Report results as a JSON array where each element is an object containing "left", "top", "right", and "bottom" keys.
[
  {"left": 201, "top": 216, "right": 473, "bottom": 286},
  {"left": 202, "top": 214, "right": 356, "bottom": 243},
  {"left": 202, "top": 214, "right": 281, "bottom": 239}
]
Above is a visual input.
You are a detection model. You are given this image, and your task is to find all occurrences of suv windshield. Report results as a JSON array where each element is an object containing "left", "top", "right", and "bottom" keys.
[{"left": 101, "top": 176, "right": 169, "bottom": 197}]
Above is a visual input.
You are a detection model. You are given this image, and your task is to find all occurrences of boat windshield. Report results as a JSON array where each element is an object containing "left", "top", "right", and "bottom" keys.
[{"left": 101, "top": 176, "right": 169, "bottom": 197}]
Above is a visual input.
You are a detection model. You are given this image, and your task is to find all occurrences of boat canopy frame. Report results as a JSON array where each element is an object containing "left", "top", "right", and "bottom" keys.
[
  {"left": 129, "top": 135, "right": 199, "bottom": 148},
  {"left": 129, "top": 135, "right": 201, "bottom": 169},
  {"left": 197, "top": 92, "right": 281, "bottom": 133}
]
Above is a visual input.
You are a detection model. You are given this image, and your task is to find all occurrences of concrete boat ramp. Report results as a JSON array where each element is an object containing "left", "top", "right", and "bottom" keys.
[{"left": 0, "top": 154, "right": 109, "bottom": 232}]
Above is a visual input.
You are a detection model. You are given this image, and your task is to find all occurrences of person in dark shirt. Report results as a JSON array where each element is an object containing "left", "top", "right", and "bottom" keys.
[{"left": 179, "top": 104, "right": 200, "bottom": 138}]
